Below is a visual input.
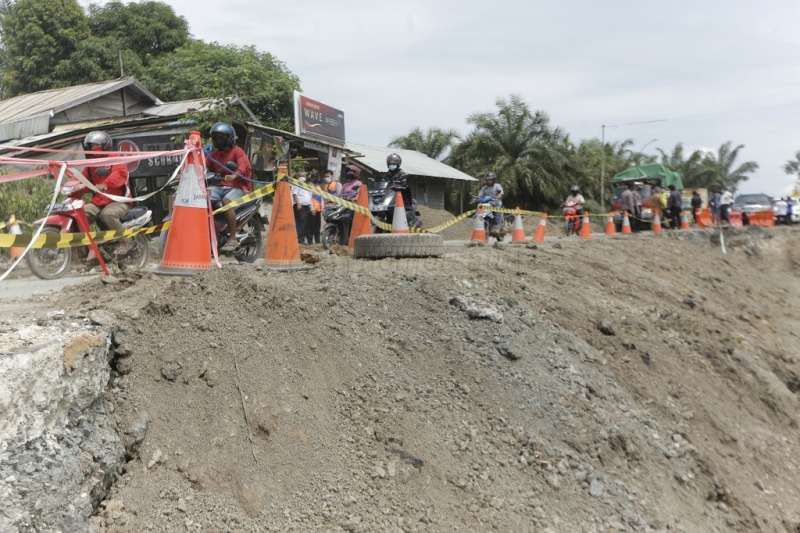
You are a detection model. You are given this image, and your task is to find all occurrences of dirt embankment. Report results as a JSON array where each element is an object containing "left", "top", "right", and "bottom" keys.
[{"left": 8, "top": 227, "right": 800, "bottom": 532}]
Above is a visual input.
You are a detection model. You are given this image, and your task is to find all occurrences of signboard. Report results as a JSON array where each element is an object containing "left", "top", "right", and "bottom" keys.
[
  {"left": 293, "top": 91, "right": 345, "bottom": 147},
  {"left": 113, "top": 130, "right": 185, "bottom": 178}
]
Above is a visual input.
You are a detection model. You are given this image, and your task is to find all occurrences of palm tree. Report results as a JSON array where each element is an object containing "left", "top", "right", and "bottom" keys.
[
  {"left": 389, "top": 127, "right": 460, "bottom": 161},
  {"left": 453, "top": 95, "right": 569, "bottom": 207},
  {"left": 656, "top": 143, "right": 709, "bottom": 187},
  {"left": 700, "top": 141, "right": 758, "bottom": 192},
  {"left": 784, "top": 150, "right": 800, "bottom": 179}
]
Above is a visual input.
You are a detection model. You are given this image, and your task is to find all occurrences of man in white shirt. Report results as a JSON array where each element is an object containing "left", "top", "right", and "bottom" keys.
[{"left": 292, "top": 173, "right": 313, "bottom": 244}]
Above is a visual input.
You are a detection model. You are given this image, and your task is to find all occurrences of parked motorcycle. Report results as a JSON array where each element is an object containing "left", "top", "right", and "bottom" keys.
[
  {"left": 26, "top": 185, "right": 152, "bottom": 280},
  {"left": 321, "top": 202, "right": 353, "bottom": 249},
  {"left": 160, "top": 161, "right": 266, "bottom": 263},
  {"left": 370, "top": 179, "right": 422, "bottom": 232}
]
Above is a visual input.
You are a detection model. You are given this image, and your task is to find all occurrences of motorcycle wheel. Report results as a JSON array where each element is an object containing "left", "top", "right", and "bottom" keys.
[
  {"left": 321, "top": 224, "right": 339, "bottom": 250},
  {"left": 233, "top": 218, "right": 263, "bottom": 263},
  {"left": 25, "top": 226, "right": 72, "bottom": 280},
  {"left": 117, "top": 234, "right": 150, "bottom": 271}
]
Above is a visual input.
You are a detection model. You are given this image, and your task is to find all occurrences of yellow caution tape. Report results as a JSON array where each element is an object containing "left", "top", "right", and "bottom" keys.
[{"left": 0, "top": 221, "right": 171, "bottom": 249}]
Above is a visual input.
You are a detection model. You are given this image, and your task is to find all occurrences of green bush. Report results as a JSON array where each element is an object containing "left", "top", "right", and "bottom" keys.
[{"left": 0, "top": 178, "right": 57, "bottom": 224}]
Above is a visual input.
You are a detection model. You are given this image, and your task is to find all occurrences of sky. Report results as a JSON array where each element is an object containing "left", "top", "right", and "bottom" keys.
[{"left": 160, "top": 0, "right": 800, "bottom": 194}]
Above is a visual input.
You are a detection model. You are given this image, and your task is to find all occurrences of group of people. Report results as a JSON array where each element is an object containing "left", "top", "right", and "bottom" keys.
[
  {"left": 290, "top": 167, "right": 362, "bottom": 245},
  {"left": 618, "top": 182, "right": 684, "bottom": 229}
]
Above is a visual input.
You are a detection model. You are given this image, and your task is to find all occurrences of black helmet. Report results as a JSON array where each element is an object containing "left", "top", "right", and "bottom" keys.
[
  {"left": 387, "top": 153, "right": 402, "bottom": 169},
  {"left": 210, "top": 122, "right": 236, "bottom": 151},
  {"left": 82, "top": 131, "right": 113, "bottom": 152},
  {"left": 570, "top": 185, "right": 580, "bottom": 194}
]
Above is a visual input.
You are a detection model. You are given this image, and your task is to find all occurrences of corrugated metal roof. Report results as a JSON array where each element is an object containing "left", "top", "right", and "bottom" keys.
[
  {"left": 144, "top": 96, "right": 259, "bottom": 123},
  {"left": 347, "top": 143, "right": 477, "bottom": 182},
  {"left": 0, "top": 77, "right": 161, "bottom": 125}
]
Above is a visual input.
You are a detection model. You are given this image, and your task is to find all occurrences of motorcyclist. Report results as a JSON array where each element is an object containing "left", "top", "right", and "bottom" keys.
[
  {"left": 70, "top": 130, "right": 131, "bottom": 255},
  {"left": 562, "top": 185, "right": 585, "bottom": 213},
  {"left": 478, "top": 172, "right": 504, "bottom": 207},
  {"left": 385, "top": 153, "right": 416, "bottom": 224},
  {"left": 206, "top": 122, "right": 252, "bottom": 251},
  {"left": 339, "top": 164, "right": 363, "bottom": 200}
]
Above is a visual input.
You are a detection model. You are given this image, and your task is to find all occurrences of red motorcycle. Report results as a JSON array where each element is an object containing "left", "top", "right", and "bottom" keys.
[
  {"left": 562, "top": 203, "right": 583, "bottom": 236},
  {"left": 26, "top": 184, "right": 152, "bottom": 279}
]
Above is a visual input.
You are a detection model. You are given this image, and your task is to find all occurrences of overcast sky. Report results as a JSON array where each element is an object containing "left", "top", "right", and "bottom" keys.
[{"left": 163, "top": 0, "right": 800, "bottom": 194}]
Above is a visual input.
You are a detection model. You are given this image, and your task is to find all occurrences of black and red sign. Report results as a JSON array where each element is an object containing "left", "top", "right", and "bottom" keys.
[{"left": 294, "top": 92, "right": 345, "bottom": 146}]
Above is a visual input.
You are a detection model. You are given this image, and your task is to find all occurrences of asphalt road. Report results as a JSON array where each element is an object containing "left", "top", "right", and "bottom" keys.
[{"left": 0, "top": 275, "right": 90, "bottom": 300}]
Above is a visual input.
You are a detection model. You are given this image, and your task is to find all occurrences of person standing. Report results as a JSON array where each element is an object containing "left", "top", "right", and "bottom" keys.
[
  {"left": 621, "top": 182, "right": 637, "bottom": 228},
  {"left": 667, "top": 185, "right": 683, "bottom": 229},
  {"left": 720, "top": 190, "right": 734, "bottom": 223},
  {"left": 690, "top": 190, "right": 703, "bottom": 224},
  {"left": 308, "top": 175, "right": 323, "bottom": 244},
  {"left": 292, "top": 172, "right": 313, "bottom": 244},
  {"left": 709, "top": 189, "right": 722, "bottom": 224}
]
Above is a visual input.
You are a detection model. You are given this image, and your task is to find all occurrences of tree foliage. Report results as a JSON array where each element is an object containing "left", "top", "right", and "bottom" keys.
[
  {"left": 389, "top": 127, "right": 460, "bottom": 160},
  {"left": 0, "top": 0, "right": 299, "bottom": 125},
  {"left": 657, "top": 142, "right": 758, "bottom": 192}
]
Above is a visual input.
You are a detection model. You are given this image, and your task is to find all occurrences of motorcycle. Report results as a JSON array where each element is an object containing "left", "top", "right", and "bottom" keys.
[
  {"left": 562, "top": 203, "right": 583, "bottom": 236},
  {"left": 369, "top": 179, "right": 422, "bottom": 232},
  {"left": 321, "top": 202, "right": 353, "bottom": 249},
  {"left": 160, "top": 161, "right": 266, "bottom": 263},
  {"left": 26, "top": 185, "right": 152, "bottom": 280},
  {"left": 475, "top": 195, "right": 511, "bottom": 238}
]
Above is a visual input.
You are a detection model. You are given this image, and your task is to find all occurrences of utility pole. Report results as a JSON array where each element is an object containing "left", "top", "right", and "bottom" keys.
[
  {"left": 118, "top": 49, "right": 125, "bottom": 77},
  {"left": 599, "top": 119, "right": 668, "bottom": 210}
]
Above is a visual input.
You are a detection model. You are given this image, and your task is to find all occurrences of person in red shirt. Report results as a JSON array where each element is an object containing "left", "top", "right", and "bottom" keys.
[
  {"left": 206, "top": 122, "right": 253, "bottom": 251},
  {"left": 71, "top": 131, "right": 131, "bottom": 253}
]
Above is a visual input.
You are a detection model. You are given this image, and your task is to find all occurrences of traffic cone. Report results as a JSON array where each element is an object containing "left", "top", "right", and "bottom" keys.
[
  {"left": 652, "top": 211, "right": 662, "bottom": 235},
  {"left": 470, "top": 209, "right": 487, "bottom": 243},
  {"left": 621, "top": 212, "right": 633, "bottom": 235},
  {"left": 263, "top": 179, "right": 304, "bottom": 269},
  {"left": 8, "top": 215, "right": 24, "bottom": 258},
  {"left": 533, "top": 214, "right": 547, "bottom": 244},
  {"left": 680, "top": 211, "right": 690, "bottom": 230},
  {"left": 156, "top": 132, "right": 212, "bottom": 276},
  {"left": 605, "top": 215, "right": 616, "bottom": 237},
  {"left": 392, "top": 192, "right": 409, "bottom": 233},
  {"left": 579, "top": 212, "right": 591, "bottom": 240},
  {"left": 510, "top": 210, "right": 526, "bottom": 244},
  {"left": 348, "top": 185, "right": 372, "bottom": 248}
]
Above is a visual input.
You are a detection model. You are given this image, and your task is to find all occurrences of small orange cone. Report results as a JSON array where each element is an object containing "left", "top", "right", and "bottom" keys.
[
  {"left": 652, "top": 211, "right": 662, "bottom": 235},
  {"left": 392, "top": 192, "right": 410, "bottom": 233},
  {"left": 8, "top": 215, "right": 24, "bottom": 258},
  {"left": 680, "top": 211, "right": 691, "bottom": 230},
  {"left": 157, "top": 132, "right": 212, "bottom": 276},
  {"left": 263, "top": 179, "right": 304, "bottom": 269},
  {"left": 605, "top": 214, "right": 616, "bottom": 237},
  {"left": 510, "top": 210, "right": 526, "bottom": 244},
  {"left": 579, "top": 212, "right": 591, "bottom": 240},
  {"left": 533, "top": 214, "right": 547, "bottom": 244},
  {"left": 348, "top": 185, "right": 372, "bottom": 248},
  {"left": 621, "top": 212, "right": 633, "bottom": 234},
  {"left": 470, "top": 209, "right": 487, "bottom": 243}
]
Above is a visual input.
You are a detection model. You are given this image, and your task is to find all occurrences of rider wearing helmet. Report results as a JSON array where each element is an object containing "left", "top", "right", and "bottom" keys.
[
  {"left": 563, "top": 185, "right": 585, "bottom": 212},
  {"left": 206, "top": 122, "right": 253, "bottom": 250},
  {"left": 71, "top": 130, "right": 131, "bottom": 254},
  {"left": 385, "top": 153, "right": 416, "bottom": 224},
  {"left": 478, "top": 172, "right": 504, "bottom": 207}
]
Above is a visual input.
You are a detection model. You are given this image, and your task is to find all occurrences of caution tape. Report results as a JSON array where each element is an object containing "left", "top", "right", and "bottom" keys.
[
  {"left": 0, "top": 222, "right": 170, "bottom": 249},
  {"left": 212, "top": 182, "right": 275, "bottom": 214}
]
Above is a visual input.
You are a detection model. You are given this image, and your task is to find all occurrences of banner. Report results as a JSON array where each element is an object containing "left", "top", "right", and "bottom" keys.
[{"left": 327, "top": 146, "right": 343, "bottom": 179}]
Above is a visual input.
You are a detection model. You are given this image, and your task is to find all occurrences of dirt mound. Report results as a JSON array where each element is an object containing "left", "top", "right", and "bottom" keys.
[{"left": 23, "top": 229, "right": 800, "bottom": 531}]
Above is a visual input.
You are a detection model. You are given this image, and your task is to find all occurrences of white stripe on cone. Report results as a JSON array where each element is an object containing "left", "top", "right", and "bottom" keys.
[{"left": 392, "top": 192, "right": 409, "bottom": 233}]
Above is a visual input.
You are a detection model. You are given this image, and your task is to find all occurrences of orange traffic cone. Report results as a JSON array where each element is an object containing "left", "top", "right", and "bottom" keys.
[
  {"left": 533, "top": 214, "right": 547, "bottom": 244},
  {"left": 263, "top": 179, "right": 304, "bottom": 269},
  {"left": 8, "top": 215, "right": 23, "bottom": 258},
  {"left": 605, "top": 215, "right": 616, "bottom": 237},
  {"left": 510, "top": 210, "right": 526, "bottom": 244},
  {"left": 156, "top": 132, "right": 212, "bottom": 276},
  {"left": 579, "top": 212, "right": 591, "bottom": 240},
  {"left": 392, "top": 192, "right": 409, "bottom": 233},
  {"left": 348, "top": 185, "right": 372, "bottom": 248},
  {"left": 680, "top": 211, "right": 690, "bottom": 230},
  {"left": 470, "top": 209, "right": 487, "bottom": 243},
  {"left": 652, "top": 211, "right": 662, "bottom": 235},
  {"left": 621, "top": 212, "right": 633, "bottom": 235}
]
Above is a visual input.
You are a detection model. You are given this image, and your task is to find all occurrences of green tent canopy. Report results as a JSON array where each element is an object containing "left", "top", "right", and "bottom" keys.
[{"left": 612, "top": 164, "right": 684, "bottom": 190}]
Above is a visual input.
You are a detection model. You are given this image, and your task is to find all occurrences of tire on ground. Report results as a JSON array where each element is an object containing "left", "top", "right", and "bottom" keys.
[{"left": 353, "top": 233, "right": 444, "bottom": 259}]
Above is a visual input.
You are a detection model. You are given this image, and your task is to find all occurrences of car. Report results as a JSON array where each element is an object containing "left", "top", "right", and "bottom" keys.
[
  {"left": 734, "top": 193, "right": 773, "bottom": 225},
  {"left": 773, "top": 197, "right": 800, "bottom": 224}
]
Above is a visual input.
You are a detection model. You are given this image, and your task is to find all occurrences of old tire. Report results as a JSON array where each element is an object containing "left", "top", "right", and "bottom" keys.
[{"left": 353, "top": 233, "right": 444, "bottom": 259}]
